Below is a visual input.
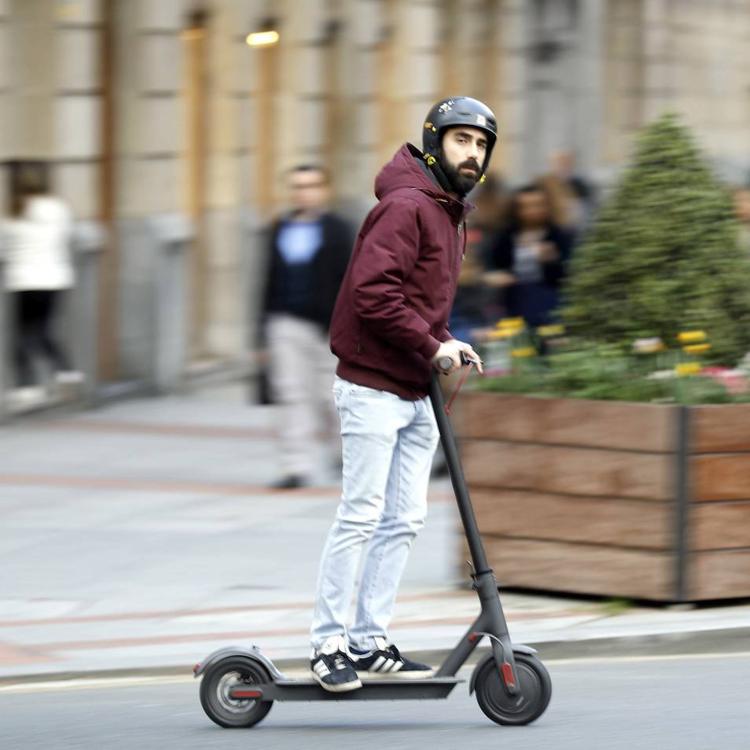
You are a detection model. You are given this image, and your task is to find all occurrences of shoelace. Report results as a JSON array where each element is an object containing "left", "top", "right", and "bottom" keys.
[{"left": 332, "top": 653, "right": 350, "bottom": 671}]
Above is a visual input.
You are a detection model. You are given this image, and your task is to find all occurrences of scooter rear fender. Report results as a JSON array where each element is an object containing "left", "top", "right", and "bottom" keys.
[{"left": 193, "top": 644, "right": 284, "bottom": 681}]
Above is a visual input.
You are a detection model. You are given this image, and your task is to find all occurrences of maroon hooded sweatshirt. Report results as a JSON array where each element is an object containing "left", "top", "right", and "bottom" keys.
[{"left": 330, "top": 143, "right": 470, "bottom": 400}]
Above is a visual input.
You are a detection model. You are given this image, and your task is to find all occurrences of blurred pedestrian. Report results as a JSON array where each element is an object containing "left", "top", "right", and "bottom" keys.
[
  {"left": 485, "top": 183, "right": 572, "bottom": 328},
  {"left": 310, "top": 97, "right": 493, "bottom": 693},
  {"left": 733, "top": 186, "right": 750, "bottom": 254},
  {"left": 2, "top": 164, "right": 79, "bottom": 406},
  {"left": 543, "top": 150, "right": 597, "bottom": 236},
  {"left": 260, "top": 165, "right": 354, "bottom": 490},
  {"left": 449, "top": 172, "right": 507, "bottom": 342}
]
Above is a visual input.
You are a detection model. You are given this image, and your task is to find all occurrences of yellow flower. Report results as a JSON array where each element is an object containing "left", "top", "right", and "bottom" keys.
[
  {"left": 677, "top": 331, "right": 707, "bottom": 344},
  {"left": 538, "top": 324, "right": 565, "bottom": 337},
  {"left": 488, "top": 329, "right": 513, "bottom": 340},
  {"left": 683, "top": 343, "right": 711, "bottom": 355},
  {"left": 675, "top": 362, "right": 701, "bottom": 377},
  {"left": 512, "top": 347, "right": 537, "bottom": 358},
  {"left": 497, "top": 317, "right": 525, "bottom": 331}
]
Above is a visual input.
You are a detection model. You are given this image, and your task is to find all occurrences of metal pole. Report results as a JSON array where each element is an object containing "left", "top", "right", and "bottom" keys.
[{"left": 428, "top": 372, "right": 491, "bottom": 575}]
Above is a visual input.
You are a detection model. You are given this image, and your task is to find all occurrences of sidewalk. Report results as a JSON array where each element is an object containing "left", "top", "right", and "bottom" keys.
[{"left": 2, "top": 383, "right": 750, "bottom": 683}]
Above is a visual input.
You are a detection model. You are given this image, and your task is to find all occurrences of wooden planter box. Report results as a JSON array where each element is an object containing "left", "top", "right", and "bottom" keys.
[{"left": 455, "top": 392, "right": 750, "bottom": 602}]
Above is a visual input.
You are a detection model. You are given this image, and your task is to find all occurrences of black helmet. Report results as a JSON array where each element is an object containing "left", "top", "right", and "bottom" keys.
[{"left": 422, "top": 97, "right": 498, "bottom": 177}]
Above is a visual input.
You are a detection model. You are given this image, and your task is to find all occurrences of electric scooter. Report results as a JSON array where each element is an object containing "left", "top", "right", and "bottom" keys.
[{"left": 194, "top": 356, "right": 552, "bottom": 728}]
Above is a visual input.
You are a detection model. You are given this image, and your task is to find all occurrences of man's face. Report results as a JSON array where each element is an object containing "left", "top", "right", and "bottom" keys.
[
  {"left": 288, "top": 169, "right": 329, "bottom": 214},
  {"left": 440, "top": 126, "right": 488, "bottom": 194}
]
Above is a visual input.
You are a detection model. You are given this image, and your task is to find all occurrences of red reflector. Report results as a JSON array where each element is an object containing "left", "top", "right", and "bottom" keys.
[
  {"left": 232, "top": 690, "right": 263, "bottom": 699},
  {"left": 501, "top": 662, "right": 516, "bottom": 688},
  {"left": 468, "top": 632, "right": 479, "bottom": 643},
  {"left": 193, "top": 663, "right": 201, "bottom": 674}
]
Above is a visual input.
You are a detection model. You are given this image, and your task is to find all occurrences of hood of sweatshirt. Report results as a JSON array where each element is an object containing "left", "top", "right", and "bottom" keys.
[{"left": 373, "top": 143, "right": 470, "bottom": 223}]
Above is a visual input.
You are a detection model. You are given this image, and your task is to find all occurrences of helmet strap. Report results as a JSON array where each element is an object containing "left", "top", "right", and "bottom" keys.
[{"left": 423, "top": 152, "right": 457, "bottom": 195}]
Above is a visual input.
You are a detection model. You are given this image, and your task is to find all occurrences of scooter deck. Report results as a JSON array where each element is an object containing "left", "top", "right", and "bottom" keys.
[{"left": 230, "top": 676, "right": 462, "bottom": 702}]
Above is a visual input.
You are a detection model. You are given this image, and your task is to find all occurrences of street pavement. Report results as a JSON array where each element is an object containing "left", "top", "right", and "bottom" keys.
[
  {"left": 2, "top": 382, "right": 750, "bottom": 684},
  {"left": 2, "top": 653, "right": 750, "bottom": 749}
]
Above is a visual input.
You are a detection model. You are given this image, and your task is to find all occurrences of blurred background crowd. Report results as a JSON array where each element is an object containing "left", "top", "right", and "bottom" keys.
[{"left": 2, "top": 0, "right": 750, "bottom": 429}]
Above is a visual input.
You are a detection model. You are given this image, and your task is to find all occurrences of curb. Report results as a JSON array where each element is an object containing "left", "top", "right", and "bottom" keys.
[{"left": 2, "top": 626, "right": 749, "bottom": 687}]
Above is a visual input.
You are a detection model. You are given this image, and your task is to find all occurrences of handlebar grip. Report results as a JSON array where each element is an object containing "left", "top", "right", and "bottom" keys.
[
  {"left": 437, "top": 352, "right": 477, "bottom": 372},
  {"left": 437, "top": 356, "right": 454, "bottom": 372}
]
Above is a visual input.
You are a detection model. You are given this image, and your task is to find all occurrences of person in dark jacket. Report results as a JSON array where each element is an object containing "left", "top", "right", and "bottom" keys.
[
  {"left": 260, "top": 165, "right": 354, "bottom": 489},
  {"left": 449, "top": 173, "right": 507, "bottom": 342},
  {"left": 309, "top": 97, "right": 494, "bottom": 693},
  {"left": 485, "top": 183, "right": 572, "bottom": 328}
]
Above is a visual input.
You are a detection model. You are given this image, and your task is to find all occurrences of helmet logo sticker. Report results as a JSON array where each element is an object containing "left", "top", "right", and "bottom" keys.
[
  {"left": 476, "top": 114, "right": 487, "bottom": 127},
  {"left": 438, "top": 100, "right": 454, "bottom": 113}
]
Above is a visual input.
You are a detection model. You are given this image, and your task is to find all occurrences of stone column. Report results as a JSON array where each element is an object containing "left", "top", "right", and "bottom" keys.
[
  {"left": 573, "top": 0, "right": 606, "bottom": 179},
  {"left": 275, "top": 0, "right": 329, "bottom": 174},
  {"left": 496, "top": 0, "right": 532, "bottom": 182},
  {"left": 337, "top": 0, "right": 385, "bottom": 208},
  {"left": 2, "top": 1, "right": 106, "bottom": 395},
  {"left": 111, "top": 0, "right": 190, "bottom": 382},
  {"left": 52, "top": 0, "right": 104, "bottom": 220},
  {"left": 379, "top": 0, "right": 441, "bottom": 167},
  {"left": 0, "top": 0, "right": 11, "bottom": 210},
  {"left": 601, "top": 0, "right": 645, "bottom": 170},
  {"left": 640, "top": 0, "right": 674, "bottom": 123},
  {"left": 1, "top": 1, "right": 103, "bottom": 213},
  {"left": 201, "top": 0, "right": 260, "bottom": 359}
]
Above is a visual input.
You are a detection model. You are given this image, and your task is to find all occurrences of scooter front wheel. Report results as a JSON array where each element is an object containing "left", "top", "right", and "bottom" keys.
[
  {"left": 474, "top": 652, "right": 551, "bottom": 726},
  {"left": 199, "top": 656, "right": 274, "bottom": 728}
]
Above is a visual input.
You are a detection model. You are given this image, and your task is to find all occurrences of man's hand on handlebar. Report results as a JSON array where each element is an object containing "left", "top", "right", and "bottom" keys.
[{"left": 431, "top": 339, "right": 484, "bottom": 375}]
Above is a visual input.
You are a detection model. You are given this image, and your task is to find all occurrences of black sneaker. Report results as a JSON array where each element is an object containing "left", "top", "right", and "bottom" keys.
[
  {"left": 350, "top": 637, "right": 435, "bottom": 679},
  {"left": 310, "top": 636, "right": 362, "bottom": 693}
]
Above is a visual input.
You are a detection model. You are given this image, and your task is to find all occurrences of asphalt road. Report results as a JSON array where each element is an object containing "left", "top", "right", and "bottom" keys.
[{"left": 2, "top": 653, "right": 748, "bottom": 750}]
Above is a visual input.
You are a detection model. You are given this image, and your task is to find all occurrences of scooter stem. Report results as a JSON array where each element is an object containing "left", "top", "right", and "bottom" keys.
[{"left": 429, "top": 371, "right": 491, "bottom": 575}]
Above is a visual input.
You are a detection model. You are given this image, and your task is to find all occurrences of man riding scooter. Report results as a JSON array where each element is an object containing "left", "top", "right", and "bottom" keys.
[{"left": 310, "top": 97, "right": 496, "bottom": 692}]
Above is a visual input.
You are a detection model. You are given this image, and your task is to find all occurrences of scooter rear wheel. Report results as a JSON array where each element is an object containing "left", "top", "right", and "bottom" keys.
[
  {"left": 474, "top": 652, "right": 551, "bottom": 726},
  {"left": 199, "top": 656, "right": 274, "bottom": 728}
]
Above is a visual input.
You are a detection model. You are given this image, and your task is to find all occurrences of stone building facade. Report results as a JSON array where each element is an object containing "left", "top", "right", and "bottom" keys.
[{"left": 1, "top": 0, "right": 749, "bottom": 385}]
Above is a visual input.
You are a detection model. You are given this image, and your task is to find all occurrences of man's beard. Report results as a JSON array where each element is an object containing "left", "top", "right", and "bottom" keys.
[{"left": 440, "top": 156, "right": 481, "bottom": 196}]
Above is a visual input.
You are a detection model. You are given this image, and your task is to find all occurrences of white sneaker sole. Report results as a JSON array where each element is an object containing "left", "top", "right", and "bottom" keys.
[{"left": 311, "top": 673, "right": 363, "bottom": 692}]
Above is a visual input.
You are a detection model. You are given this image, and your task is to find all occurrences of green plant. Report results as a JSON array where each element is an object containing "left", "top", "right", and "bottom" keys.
[
  {"left": 564, "top": 113, "right": 750, "bottom": 365},
  {"left": 475, "top": 342, "right": 741, "bottom": 404}
]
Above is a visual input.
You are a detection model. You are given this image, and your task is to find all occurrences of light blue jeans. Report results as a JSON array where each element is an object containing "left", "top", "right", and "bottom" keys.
[{"left": 310, "top": 376, "right": 439, "bottom": 652}]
